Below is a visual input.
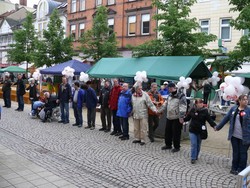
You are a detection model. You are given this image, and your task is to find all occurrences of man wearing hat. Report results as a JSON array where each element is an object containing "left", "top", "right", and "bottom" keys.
[
  {"left": 159, "top": 82, "right": 187, "bottom": 152},
  {"left": 159, "top": 81, "right": 169, "bottom": 96}
]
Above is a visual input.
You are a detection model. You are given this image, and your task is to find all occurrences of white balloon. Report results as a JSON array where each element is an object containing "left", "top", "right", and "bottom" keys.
[
  {"left": 179, "top": 76, "right": 185, "bottom": 82},
  {"left": 225, "top": 76, "right": 232, "bottom": 84},
  {"left": 134, "top": 71, "right": 148, "bottom": 83},
  {"left": 219, "top": 82, "right": 228, "bottom": 92},
  {"left": 231, "top": 77, "right": 241, "bottom": 86},
  {"left": 235, "top": 85, "right": 244, "bottom": 94},
  {"left": 240, "top": 77, "right": 245, "bottom": 84},
  {"left": 79, "top": 72, "right": 89, "bottom": 82},
  {"left": 62, "top": 66, "right": 75, "bottom": 78},
  {"left": 216, "top": 77, "right": 220, "bottom": 82},
  {"left": 213, "top": 71, "right": 219, "bottom": 77},
  {"left": 4, "top": 72, "right": 10, "bottom": 77},
  {"left": 182, "top": 82, "right": 188, "bottom": 88},
  {"left": 224, "top": 84, "right": 236, "bottom": 95},
  {"left": 186, "top": 77, "right": 192, "bottom": 84},
  {"left": 212, "top": 81, "right": 217, "bottom": 86},
  {"left": 177, "top": 82, "right": 182, "bottom": 88},
  {"left": 222, "top": 93, "right": 231, "bottom": 101}
]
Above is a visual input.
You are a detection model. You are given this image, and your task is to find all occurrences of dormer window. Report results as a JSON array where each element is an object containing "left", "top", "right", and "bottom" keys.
[{"left": 38, "top": 1, "right": 48, "bottom": 19}]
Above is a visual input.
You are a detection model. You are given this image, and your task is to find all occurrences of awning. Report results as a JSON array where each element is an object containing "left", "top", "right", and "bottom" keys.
[
  {"left": 0, "top": 66, "right": 26, "bottom": 73},
  {"left": 87, "top": 56, "right": 212, "bottom": 80},
  {"left": 40, "top": 59, "right": 92, "bottom": 75},
  {"left": 238, "top": 73, "right": 250, "bottom": 87}
]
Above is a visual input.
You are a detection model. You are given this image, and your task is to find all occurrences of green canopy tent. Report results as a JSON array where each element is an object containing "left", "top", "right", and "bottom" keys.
[
  {"left": 87, "top": 56, "right": 212, "bottom": 80},
  {"left": 238, "top": 73, "right": 250, "bottom": 87},
  {"left": 0, "top": 66, "right": 26, "bottom": 73}
]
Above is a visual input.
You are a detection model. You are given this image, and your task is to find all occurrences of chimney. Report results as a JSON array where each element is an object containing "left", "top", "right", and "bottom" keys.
[
  {"left": 15, "top": 3, "right": 19, "bottom": 10},
  {"left": 19, "top": 0, "right": 27, "bottom": 6}
]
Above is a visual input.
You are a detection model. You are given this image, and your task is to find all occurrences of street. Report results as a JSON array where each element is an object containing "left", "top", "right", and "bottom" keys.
[{"left": 0, "top": 102, "right": 237, "bottom": 188}]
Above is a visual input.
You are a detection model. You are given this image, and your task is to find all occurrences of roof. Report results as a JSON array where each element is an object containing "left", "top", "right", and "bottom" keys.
[
  {"left": 87, "top": 56, "right": 212, "bottom": 80},
  {"left": 40, "top": 59, "right": 92, "bottom": 75},
  {"left": 0, "top": 66, "right": 26, "bottom": 73},
  {"left": 47, "top": 0, "right": 62, "bottom": 15}
]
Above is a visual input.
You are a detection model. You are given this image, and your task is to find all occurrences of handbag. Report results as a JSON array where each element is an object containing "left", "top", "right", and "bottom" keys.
[{"left": 200, "top": 125, "right": 208, "bottom": 140}]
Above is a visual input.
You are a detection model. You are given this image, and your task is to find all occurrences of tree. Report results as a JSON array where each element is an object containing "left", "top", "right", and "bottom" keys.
[
  {"left": 7, "top": 12, "right": 37, "bottom": 73},
  {"left": 131, "top": 0, "right": 217, "bottom": 57},
  {"left": 34, "top": 9, "right": 74, "bottom": 67},
  {"left": 210, "top": 0, "right": 250, "bottom": 77},
  {"left": 79, "top": 6, "right": 119, "bottom": 62}
]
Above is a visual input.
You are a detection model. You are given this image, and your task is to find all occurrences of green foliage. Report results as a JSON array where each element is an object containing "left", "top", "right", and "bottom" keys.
[
  {"left": 224, "top": 0, "right": 250, "bottom": 69},
  {"left": 79, "top": 6, "right": 119, "bottom": 62},
  {"left": 131, "top": 0, "right": 217, "bottom": 57},
  {"left": 34, "top": 9, "right": 75, "bottom": 67},
  {"left": 7, "top": 12, "right": 37, "bottom": 67}
]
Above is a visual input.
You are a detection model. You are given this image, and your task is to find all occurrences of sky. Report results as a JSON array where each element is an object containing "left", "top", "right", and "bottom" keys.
[{"left": 9, "top": 0, "right": 40, "bottom": 8}]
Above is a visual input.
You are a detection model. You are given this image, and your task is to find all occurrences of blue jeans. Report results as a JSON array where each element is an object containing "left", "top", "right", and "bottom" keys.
[
  {"left": 73, "top": 102, "right": 83, "bottom": 126},
  {"left": 189, "top": 132, "right": 202, "bottom": 160},
  {"left": 17, "top": 94, "right": 24, "bottom": 110},
  {"left": 60, "top": 102, "right": 69, "bottom": 123},
  {"left": 112, "top": 110, "right": 121, "bottom": 133},
  {"left": 231, "top": 136, "right": 250, "bottom": 172},
  {"left": 120, "top": 117, "right": 129, "bottom": 138},
  {"left": 221, "top": 97, "right": 230, "bottom": 106}
]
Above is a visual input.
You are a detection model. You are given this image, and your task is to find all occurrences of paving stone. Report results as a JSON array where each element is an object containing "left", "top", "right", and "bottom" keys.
[{"left": 0, "top": 103, "right": 238, "bottom": 187}]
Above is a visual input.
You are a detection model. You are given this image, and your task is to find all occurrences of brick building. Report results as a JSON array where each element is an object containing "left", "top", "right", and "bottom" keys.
[{"left": 67, "top": 0, "right": 157, "bottom": 57}]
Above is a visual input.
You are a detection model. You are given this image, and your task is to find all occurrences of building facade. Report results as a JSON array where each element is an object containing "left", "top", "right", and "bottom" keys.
[
  {"left": 0, "top": 7, "right": 33, "bottom": 67},
  {"left": 189, "top": 0, "right": 247, "bottom": 52},
  {"left": 33, "top": 0, "right": 67, "bottom": 39},
  {"left": 67, "top": 0, "right": 157, "bottom": 57}
]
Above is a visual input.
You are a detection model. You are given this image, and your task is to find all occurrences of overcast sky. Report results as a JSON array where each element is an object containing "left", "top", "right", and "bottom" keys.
[{"left": 9, "top": 0, "right": 40, "bottom": 8}]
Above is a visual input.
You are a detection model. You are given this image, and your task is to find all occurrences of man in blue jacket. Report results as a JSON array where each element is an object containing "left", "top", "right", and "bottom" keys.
[
  {"left": 72, "top": 82, "right": 85, "bottom": 127},
  {"left": 117, "top": 83, "right": 132, "bottom": 140},
  {"left": 57, "top": 77, "right": 72, "bottom": 124},
  {"left": 82, "top": 81, "right": 98, "bottom": 130}
]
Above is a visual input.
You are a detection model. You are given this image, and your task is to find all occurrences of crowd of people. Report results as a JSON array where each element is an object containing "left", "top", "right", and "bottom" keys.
[{"left": 1, "top": 75, "right": 250, "bottom": 176}]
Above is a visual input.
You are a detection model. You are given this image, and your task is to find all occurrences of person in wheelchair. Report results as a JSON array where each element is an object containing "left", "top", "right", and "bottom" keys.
[
  {"left": 41, "top": 92, "right": 58, "bottom": 122},
  {"left": 30, "top": 95, "right": 46, "bottom": 117}
]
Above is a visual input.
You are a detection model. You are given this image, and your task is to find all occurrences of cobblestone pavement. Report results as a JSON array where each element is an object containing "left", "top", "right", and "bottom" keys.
[{"left": 0, "top": 103, "right": 237, "bottom": 188}]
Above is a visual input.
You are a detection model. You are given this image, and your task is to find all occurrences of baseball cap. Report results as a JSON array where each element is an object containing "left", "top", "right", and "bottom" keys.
[
  {"left": 168, "top": 82, "right": 176, "bottom": 88},
  {"left": 163, "top": 81, "right": 168, "bottom": 85}
]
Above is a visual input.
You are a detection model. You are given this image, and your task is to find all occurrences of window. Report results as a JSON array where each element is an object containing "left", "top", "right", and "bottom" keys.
[
  {"left": 128, "top": 16, "right": 136, "bottom": 36},
  {"left": 38, "top": 2, "right": 48, "bottom": 19},
  {"left": 37, "top": 22, "right": 47, "bottom": 38},
  {"left": 96, "top": 0, "right": 102, "bottom": 6},
  {"left": 70, "top": 25, "right": 76, "bottom": 40},
  {"left": 80, "top": 0, "right": 85, "bottom": 11},
  {"left": 108, "top": 18, "right": 114, "bottom": 35},
  {"left": 220, "top": 19, "right": 231, "bottom": 41},
  {"left": 43, "top": 22, "right": 47, "bottom": 31},
  {"left": 108, "top": 0, "right": 115, "bottom": 5},
  {"left": 71, "top": 0, "right": 76, "bottom": 13},
  {"left": 38, "top": 23, "right": 43, "bottom": 37},
  {"left": 141, "top": 14, "right": 150, "bottom": 35},
  {"left": 244, "top": 29, "right": 249, "bottom": 36},
  {"left": 8, "top": 36, "right": 11, "bottom": 43},
  {"left": 200, "top": 20, "right": 209, "bottom": 34},
  {"left": 79, "top": 23, "right": 85, "bottom": 38}
]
